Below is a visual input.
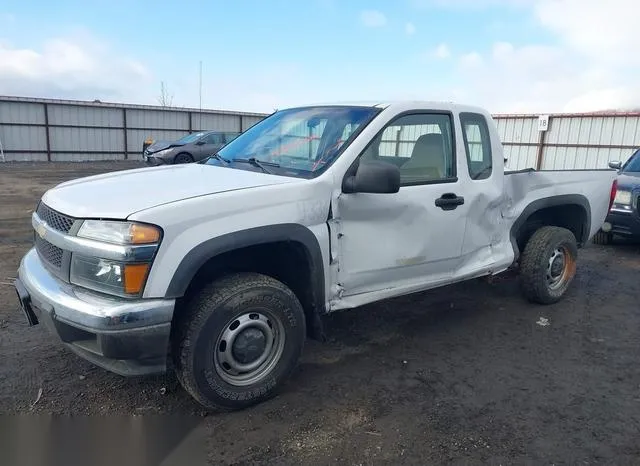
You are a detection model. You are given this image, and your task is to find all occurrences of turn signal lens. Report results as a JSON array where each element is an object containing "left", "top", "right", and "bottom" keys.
[
  {"left": 123, "top": 263, "right": 150, "bottom": 294},
  {"left": 70, "top": 256, "right": 152, "bottom": 297},
  {"left": 131, "top": 224, "right": 161, "bottom": 244}
]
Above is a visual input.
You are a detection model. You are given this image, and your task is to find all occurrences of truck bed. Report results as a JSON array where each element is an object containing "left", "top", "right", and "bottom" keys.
[{"left": 503, "top": 168, "right": 617, "bottom": 242}]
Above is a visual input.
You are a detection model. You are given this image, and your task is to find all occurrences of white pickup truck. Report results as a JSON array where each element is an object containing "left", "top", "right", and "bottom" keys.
[{"left": 14, "top": 101, "right": 617, "bottom": 411}]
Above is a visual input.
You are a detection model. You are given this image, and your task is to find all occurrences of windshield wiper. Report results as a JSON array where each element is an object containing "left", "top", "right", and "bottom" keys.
[
  {"left": 206, "top": 153, "right": 230, "bottom": 164},
  {"left": 232, "top": 157, "right": 280, "bottom": 174}
]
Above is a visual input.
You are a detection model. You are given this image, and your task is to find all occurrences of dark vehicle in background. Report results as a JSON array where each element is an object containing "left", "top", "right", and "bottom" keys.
[
  {"left": 593, "top": 148, "right": 640, "bottom": 244},
  {"left": 143, "top": 131, "right": 240, "bottom": 165}
]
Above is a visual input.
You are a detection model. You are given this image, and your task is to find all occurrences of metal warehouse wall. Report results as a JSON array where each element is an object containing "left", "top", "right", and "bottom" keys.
[
  {"left": 0, "top": 96, "right": 267, "bottom": 162},
  {"left": 2, "top": 96, "right": 639, "bottom": 169},
  {"left": 494, "top": 113, "right": 640, "bottom": 170}
]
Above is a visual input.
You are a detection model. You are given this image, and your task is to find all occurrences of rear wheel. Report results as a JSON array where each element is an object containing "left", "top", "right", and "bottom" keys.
[
  {"left": 519, "top": 226, "right": 578, "bottom": 304},
  {"left": 174, "top": 152, "right": 194, "bottom": 164},
  {"left": 173, "top": 272, "right": 306, "bottom": 411},
  {"left": 592, "top": 229, "right": 612, "bottom": 245}
]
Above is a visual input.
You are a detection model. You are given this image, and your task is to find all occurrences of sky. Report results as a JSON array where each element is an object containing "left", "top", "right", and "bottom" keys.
[{"left": 0, "top": 0, "right": 638, "bottom": 114}]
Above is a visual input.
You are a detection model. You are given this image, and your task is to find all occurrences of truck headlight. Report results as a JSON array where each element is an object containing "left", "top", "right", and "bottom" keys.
[
  {"left": 70, "top": 255, "right": 151, "bottom": 297},
  {"left": 71, "top": 220, "right": 162, "bottom": 297},
  {"left": 78, "top": 220, "right": 161, "bottom": 244},
  {"left": 614, "top": 190, "right": 632, "bottom": 206}
]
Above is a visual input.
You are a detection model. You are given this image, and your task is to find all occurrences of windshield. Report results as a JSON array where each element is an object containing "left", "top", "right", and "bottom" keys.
[
  {"left": 622, "top": 149, "right": 640, "bottom": 172},
  {"left": 175, "top": 132, "right": 206, "bottom": 144},
  {"left": 205, "top": 106, "right": 380, "bottom": 177}
]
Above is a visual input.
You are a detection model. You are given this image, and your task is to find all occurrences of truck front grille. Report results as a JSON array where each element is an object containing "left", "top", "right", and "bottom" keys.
[
  {"left": 35, "top": 235, "right": 64, "bottom": 269},
  {"left": 36, "top": 202, "right": 75, "bottom": 233}
]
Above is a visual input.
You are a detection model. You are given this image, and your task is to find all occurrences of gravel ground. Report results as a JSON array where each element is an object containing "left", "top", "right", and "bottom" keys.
[{"left": 1, "top": 162, "right": 640, "bottom": 465}]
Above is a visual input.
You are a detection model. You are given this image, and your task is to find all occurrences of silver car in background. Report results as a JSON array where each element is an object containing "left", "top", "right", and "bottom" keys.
[{"left": 143, "top": 131, "right": 240, "bottom": 165}]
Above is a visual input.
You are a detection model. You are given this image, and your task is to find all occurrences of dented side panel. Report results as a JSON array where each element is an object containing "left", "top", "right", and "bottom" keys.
[
  {"left": 502, "top": 169, "right": 617, "bottom": 240},
  {"left": 455, "top": 181, "right": 511, "bottom": 278},
  {"left": 330, "top": 184, "right": 470, "bottom": 302}
]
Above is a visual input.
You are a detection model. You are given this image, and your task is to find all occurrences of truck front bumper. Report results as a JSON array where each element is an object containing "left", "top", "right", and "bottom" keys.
[
  {"left": 605, "top": 209, "right": 640, "bottom": 237},
  {"left": 15, "top": 247, "right": 176, "bottom": 376}
]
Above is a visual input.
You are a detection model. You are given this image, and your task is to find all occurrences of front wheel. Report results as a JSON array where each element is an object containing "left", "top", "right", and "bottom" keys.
[
  {"left": 519, "top": 226, "right": 578, "bottom": 305},
  {"left": 174, "top": 152, "right": 194, "bottom": 164},
  {"left": 173, "top": 272, "right": 306, "bottom": 411}
]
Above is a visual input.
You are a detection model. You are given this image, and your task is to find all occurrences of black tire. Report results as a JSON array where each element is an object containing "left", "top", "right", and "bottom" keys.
[
  {"left": 173, "top": 272, "right": 306, "bottom": 411},
  {"left": 174, "top": 152, "right": 194, "bottom": 164},
  {"left": 519, "top": 226, "right": 578, "bottom": 305},
  {"left": 592, "top": 229, "right": 612, "bottom": 245}
]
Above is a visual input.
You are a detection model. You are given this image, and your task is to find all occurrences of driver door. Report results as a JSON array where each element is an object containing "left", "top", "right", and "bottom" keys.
[{"left": 332, "top": 111, "right": 472, "bottom": 299}]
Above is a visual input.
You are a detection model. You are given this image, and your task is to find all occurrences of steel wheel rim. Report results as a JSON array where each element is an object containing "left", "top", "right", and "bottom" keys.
[
  {"left": 213, "top": 310, "right": 286, "bottom": 387},
  {"left": 546, "top": 246, "right": 573, "bottom": 290}
]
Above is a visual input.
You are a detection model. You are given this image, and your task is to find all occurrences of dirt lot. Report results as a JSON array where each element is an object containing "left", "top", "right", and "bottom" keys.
[{"left": 1, "top": 162, "right": 640, "bottom": 465}]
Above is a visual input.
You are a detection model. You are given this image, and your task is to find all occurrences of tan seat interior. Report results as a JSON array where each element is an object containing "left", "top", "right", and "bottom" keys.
[{"left": 400, "top": 133, "right": 446, "bottom": 180}]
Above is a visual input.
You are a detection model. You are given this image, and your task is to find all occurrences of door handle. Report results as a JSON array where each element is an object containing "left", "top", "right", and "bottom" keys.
[{"left": 435, "top": 193, "right": 465, "bottom": 211}]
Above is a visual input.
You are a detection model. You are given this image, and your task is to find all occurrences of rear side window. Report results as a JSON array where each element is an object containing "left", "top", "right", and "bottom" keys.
[{"left": 460, "top": 112, "right": 492, "bottom": 180}]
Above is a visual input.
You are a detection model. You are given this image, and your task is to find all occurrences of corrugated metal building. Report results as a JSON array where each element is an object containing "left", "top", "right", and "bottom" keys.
[
  {"left": 1, "top": 96, "right": 639, "bottom": 168},
  {"left": 494, "top": 112, "right": 640, "bottom": 170},
  {"left": 0, "top": 96, "right": 267, "bottom": 162}
]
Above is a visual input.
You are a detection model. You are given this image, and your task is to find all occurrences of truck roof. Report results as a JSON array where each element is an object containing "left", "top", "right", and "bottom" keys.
[{"left": 289, "top": 100, "right": 491, "bottom": 116}]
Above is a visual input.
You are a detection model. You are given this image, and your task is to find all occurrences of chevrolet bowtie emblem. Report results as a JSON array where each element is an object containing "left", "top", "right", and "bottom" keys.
[{"left": 36, "top": 222, "right": 47, "bottom": 238}]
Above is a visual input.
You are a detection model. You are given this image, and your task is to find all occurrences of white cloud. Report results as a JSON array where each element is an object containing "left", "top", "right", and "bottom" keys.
[
  {"left": 0, "top": 32, "right": 153, "bottom": 103},
  {"left": 459, "top": 51, "right": 482, "bottom": 67},
  {"left": 2, "top": 1, "right": 638, "bottom": 115},
  {"left": 0, "top": 28, "right": 314, "bottom": 113},
  {"left": 433, "top": 43, "right": 451, "bottom": 59},
  {"left": 439, "top": 0, "right": 640, "bottom": 112},
  {"left": 454, "top": 40, "right": 640, "bottom": 113},
  {"left": 405, "top": 22, "right": 417, "bottom": 35},
  {"left": 533, "top": 0, "right": 640, "bottom": 66},
  {"left": 359, "top": 10, "right": 387, "bottom": 28}
]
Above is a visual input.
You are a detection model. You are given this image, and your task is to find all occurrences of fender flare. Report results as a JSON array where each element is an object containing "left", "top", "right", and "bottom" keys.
[
  {"left": 509, "top": 194, "right": 591, "bottom": 260},
  {"left": 164, "top": 223, "right": 326, "bottom": 337}
]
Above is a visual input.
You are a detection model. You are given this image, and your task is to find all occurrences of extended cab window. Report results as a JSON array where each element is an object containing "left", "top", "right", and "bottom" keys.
[
  {"left": 360, "top": 113, "right": 455, "bottom": 186},
  {"left": 460, "top": 112, "right": 492, "bottom": 180}
]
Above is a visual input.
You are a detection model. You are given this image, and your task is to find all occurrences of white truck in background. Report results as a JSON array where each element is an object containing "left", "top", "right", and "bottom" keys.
[{"left": 15, "top": 101, "right": 617, "bottom": 411}]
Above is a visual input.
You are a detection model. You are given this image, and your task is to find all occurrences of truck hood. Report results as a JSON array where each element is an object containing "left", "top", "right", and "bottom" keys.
[{"left": 41, "top": 164, "right": 298, "bottom": 219}]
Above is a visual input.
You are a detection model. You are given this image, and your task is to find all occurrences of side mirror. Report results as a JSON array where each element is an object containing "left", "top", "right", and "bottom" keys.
[
  {"left": 195, "top": 140, "right": 206, "bottom": 145},
  {"left": 343, "top": 161, "right": 400, "bottom": 194},
  {"left": 608, "top": 160, "right": 622, "bottom": 170}
]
